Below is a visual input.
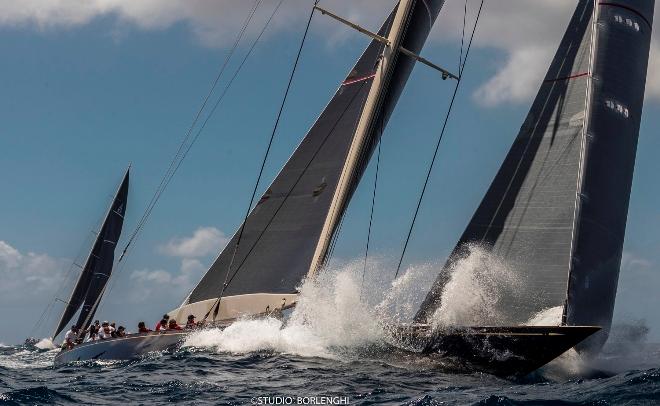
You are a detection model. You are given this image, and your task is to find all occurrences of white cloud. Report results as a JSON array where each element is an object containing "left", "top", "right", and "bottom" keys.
[
  {"left": 129, "top": 228, "right": 222, "bottom": 302},
  {"left": 0, "top": 240, "right": 69, "bottom": 299},
  {"left": 131, "top": 268, "right": 172, "bottom": 284},
  {"left": 158, "top": 226, "right": 228, "bottom": 258},
  {"left": 473, "top": 47, "right": 553, "bottom": 107},
  {"left": 0, "top": 1, "right": 659, "bottom": 104}
]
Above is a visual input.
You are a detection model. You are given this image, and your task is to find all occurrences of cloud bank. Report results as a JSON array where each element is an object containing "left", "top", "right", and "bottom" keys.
[
  {"left": 2, "top": 1, "right": 659, "bottom": 106},
  {"left": 0, "top": 240, "right": 69, "bottom": 300},
  {"left": 130, "top": 226, "right": 225, "bottom": 301}
]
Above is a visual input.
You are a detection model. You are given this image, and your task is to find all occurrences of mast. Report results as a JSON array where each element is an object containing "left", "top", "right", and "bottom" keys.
[
  {"left": 177, "top": 0, "right": 448, "bottom": 321},
  {"left": 52, "top": 167, "right": 130, "bottom": 338},
  {"left": 307, "top": 0, "right": 416, "bottom": 276}
]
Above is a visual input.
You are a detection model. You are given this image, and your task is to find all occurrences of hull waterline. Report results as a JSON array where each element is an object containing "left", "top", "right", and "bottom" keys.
[
  {"left": 391, "top": 325, "right": 601, "bottom": 377},
  {"left": 53, "top": 331, "right": 188, "bottom": 365}
]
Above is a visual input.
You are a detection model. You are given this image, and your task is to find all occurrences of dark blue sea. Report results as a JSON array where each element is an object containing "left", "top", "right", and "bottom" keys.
[{"left": 1, "top": 329, "right": 659, "bottom": 405}]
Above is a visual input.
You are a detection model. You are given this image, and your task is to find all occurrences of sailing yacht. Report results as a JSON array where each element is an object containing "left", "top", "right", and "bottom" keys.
[{"left": 53, "top": 0, "right": 654, "bottom": 377}]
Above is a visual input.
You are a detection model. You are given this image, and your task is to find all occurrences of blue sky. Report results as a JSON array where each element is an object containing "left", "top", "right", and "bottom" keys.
[{"left": 1, "top": 0, "right": 659, "bottom": 344}]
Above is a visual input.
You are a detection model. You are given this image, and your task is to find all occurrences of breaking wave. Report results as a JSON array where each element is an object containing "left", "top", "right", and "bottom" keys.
[
  {"left": 184, "top": 259, "right": 437, "bottom": 358},
  {"left": 429, "top": 244, "right": 524, "bottom": 328}
]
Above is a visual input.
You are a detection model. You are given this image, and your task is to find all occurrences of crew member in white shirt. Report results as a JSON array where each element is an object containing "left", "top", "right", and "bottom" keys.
[{"left": 63, "top": 325, "right": 79, "bottom": 349}]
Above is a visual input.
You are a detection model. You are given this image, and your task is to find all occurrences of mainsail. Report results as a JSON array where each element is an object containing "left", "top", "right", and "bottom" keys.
[
  {"left": 176, "top": 0, "right": 447, "bottom": 321},
  {"left": 416, "top": 0, "right": 654, "bottom": 349},
  {"left": 53, "top": 168, "right": 129, "bottom": 337}
]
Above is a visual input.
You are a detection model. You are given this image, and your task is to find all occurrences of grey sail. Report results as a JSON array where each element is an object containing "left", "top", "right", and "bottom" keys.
[
  {"left": 187, "top": 0, "right": 446, "bottom": 305},
  {"left": 566, "top": 0, "right": 654, "bottom": 349},
  {"left": 416, "top": 1, "right": 596, "bottom": 324},
  {"left": 74, "top": 169, "right": 129, "bottom": 332},
  {"left": 416, "top": 0, "right": 654, "bottom": 350}
]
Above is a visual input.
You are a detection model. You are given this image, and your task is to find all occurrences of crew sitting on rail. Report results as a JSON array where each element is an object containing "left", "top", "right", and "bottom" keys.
[
  {"left": 155, "top": 314, "right": 170, "bottom": 331},
  {"left": 185, "top": 315, "right": 197, "bottom": 329},
  {"left": 110, "top": 322, "right": 118, "bottom": 338},
  {"left": 138, "top": 321, "right": 152, "bottom": 333},
  {"left": 63, "top": 325, "right": 79, "bottom": 349},
  {"left": 168, "top": 319, "right": 183, "bottom": 330},
  {"left": 156, "top": 318, "right": 168, "bottom": 331},
  {"left": 116, "top": 326, "right": 127, "bottom": 338},
  {"left": 86, "top": 329, "right": 98, "bottom": 342},
  {"left": 98, "top": 321, "right": 115, "bottom": 340}
]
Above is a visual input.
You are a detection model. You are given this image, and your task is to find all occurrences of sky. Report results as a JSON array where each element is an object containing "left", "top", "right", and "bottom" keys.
[{"left": 1, "top": 0, "right": 659, "bottom": 344}]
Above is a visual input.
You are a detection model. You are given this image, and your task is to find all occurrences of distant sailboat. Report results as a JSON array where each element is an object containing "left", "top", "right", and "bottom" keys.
[
  {"left": 52, "top": 167, "right": 129, "bottom": 339},
  {"left": 54, "top": 0, "right": 655, "bottom": 376}
]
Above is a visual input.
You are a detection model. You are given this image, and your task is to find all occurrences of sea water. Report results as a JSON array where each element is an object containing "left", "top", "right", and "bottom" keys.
[{"left": 2, "top": 253, "right": 659, "bottom": 404}]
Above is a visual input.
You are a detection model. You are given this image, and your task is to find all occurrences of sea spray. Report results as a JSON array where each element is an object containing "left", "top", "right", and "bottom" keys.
[
  {"left": 184, "top": 260, "right": 440, "bottom": 357},
  {"left": 527, "top": 306, "right": 563, "bottom": 326},
  {"left": 430, "top": 244, "right": 524, "bottom": 328},
  {"left": 184, "top": 267, "right": 384, "bottom": 358},
  {"left": 34, "top": 338, "right": 56, "bottom": 350}
]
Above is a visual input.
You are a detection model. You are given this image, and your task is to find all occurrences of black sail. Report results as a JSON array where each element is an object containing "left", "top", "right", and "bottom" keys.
[
  {"left": 74, "top": 169, "right": 129, "bottom": 332},
  {"left": 416, "top": 1, "right": 596, "bottom": 324},
  {"left": 53, "top": 169, "right": 130, "bottom": 337},
  {"left": 188, "top": 0, "right": 446, "bottom": 304},
  {"left": 566, "top": 0, "right": 654, "bottom": 349},
  {"left": 416, "top": 0, "right": 654, "bottom": 350}
]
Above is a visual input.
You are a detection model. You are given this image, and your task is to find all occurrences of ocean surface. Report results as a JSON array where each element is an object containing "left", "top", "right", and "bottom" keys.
[
  {"left": 1, "top": 327, "right": 660, "bottom": 405},
  {"left": 3, "top": 265, "right": 659, "bottom": 405}
]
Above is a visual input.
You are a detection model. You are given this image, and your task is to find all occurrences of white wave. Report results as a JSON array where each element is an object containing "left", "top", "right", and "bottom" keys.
[
  {"left": 429, "top": 244, "right": 524, "bottom": 328},
  {"left": 527, "top": 306, "right": 563, "bottom": 326},
  {"left": 184, "top": 260, "right": 438, "bottom": 358},
  {"left": 35, "top": 337, "right": 57, "bottom": 350}
]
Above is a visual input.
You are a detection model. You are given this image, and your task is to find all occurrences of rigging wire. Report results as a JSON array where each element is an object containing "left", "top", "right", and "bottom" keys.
[
  {"left": 458, "top": 0, "right": 468, "bottom": 71},
  {"left": 203, "top": 0, "right": 319, "bottom": 322},
  {"left": 359, "top": 138, "right": 381, "bottom": 299},
  {"left": 99, "top": 0, "right": 282, "bottom": 314},
  {"left": 118, "top": 0, "right": 262, "bottom": 264},
  {"left": 394, "top": 0, "right": 485, "bottom": 279}
]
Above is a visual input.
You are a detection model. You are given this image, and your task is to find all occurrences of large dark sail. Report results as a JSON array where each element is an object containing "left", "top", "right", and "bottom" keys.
[
  {"left": 416, "top": 0, "right": 654, "bottom": 348},
  {"left": 74, "top": 169, "right": 129, "bottom": 331},
  {"left": 52, "top": 168, "right": 129, "bottom": 337},
  {"left": 566, "top": 0, "right": 654, "bottom": 349},
  {"left": 184, "top": 0, "right": 446, "bottom": 310}
]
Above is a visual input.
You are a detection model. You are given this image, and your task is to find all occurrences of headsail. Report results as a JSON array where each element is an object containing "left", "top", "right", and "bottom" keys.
[
  {"left": 52, "top": 168, "right": 129, "bottom": 337},
  {"left": 416, "top": 0, "right": 654, "bottom": 350},
  {"left": 178, "top": 0, "right": 447, "bottom": 321}
]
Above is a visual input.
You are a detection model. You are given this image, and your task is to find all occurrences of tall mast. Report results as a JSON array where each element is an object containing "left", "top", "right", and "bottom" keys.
[{"left": 308, "top": 0, "right": 415, "bottom": 275}]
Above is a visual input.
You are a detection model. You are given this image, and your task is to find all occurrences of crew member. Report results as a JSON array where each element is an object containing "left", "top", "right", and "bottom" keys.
[
  {"left": 185, "top": 315, "right": 197, "bottom": 329},
  {"left": 154, "top": 314, "right": 170, "bottom": 331},
  {"left": 168, "top": 319, "right": 182, "bottom": 330},
  {"left": 156, "top": 318, "right": 168, "bottom": 331},
  {"left": 138, "top": 321, "right": 152, "bottom": 333},
  {"left": 63, "top": 325, "right": 79, "bottom": 349},
  {"left": 98, "top": 321, "right": 115, "bottom": 340}
]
